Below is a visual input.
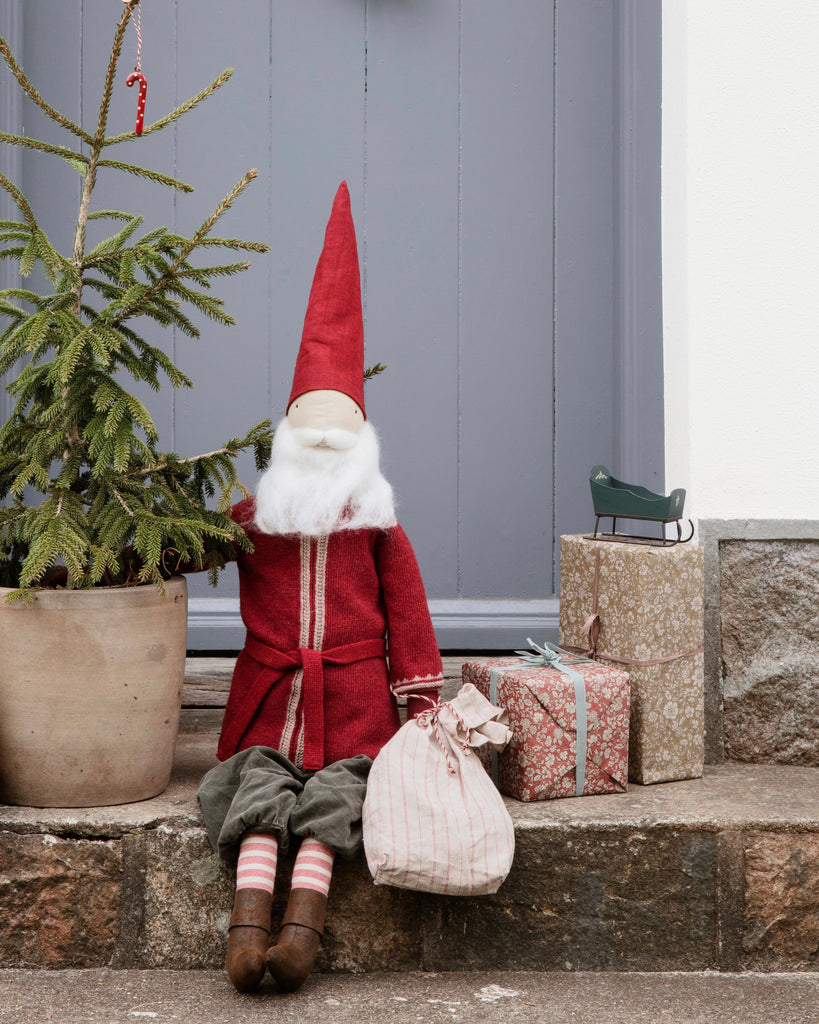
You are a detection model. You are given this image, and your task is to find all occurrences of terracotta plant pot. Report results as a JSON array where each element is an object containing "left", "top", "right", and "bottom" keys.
[{"left": 0, "top": 577, "right": 187, "bottom": 807}]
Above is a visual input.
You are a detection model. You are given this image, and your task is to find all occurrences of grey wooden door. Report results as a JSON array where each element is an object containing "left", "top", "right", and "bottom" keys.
[{"left": 1, "top": 0, "right": 663, "bottom": 650}]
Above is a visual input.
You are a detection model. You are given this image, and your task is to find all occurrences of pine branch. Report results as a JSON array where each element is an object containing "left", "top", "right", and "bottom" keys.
[
  {"left": 188, "top": 236, "right": 270, "bottom": 254},
  {"left": 0, "top": 172, "right": 37, "bottom": 231},
  {"left": 138, "top": 296, "right": 201, "bottom": 337},
  {"left": 113, "top": 170, "right": 266, "bottom": 322},
  {"left": 0, "top": 309, "right": 54, "bottom": 373},
  {"left": 116, "top": 329, "right": 193, "bottom": 389},
  {"left": 177, "top": 261, "right": 252, "bottom": 285},
  {"left": 85, "top": 215, "right": 143, "bottom": 260},
  {"left": 0, "top": 36, "right": 94, "bottom": 145},
  {"left": 103, "top": 68, "right": 235, "bottom": 145},
  {"left": 0, "top": 247, "right": 25, "bottom": 264},
  {"left": 88, "top": 210, "right": 134, "bottom": 222},
  {"left": 0, "top": 131, "right": 90, "bottom": 168},
  {"left": 32, "top": 229, "right": 74, "bottom": 284},
  {"left": 129, "top": 423, "right": 273, "bottom": 479},
  {"left": 96, "top": 160, "right": 194, "bottom": 194},
  {"left": 0, "top": 287, "right": 49, "bottom": 307},
  {"left": 190, "top": 171, "right": 262, "bottom": 247},
  {"left": 94, "top": 2, "right": 136, "bottom": 145},
  {"left": 0, "top": 230, "right": 30, "bottom": 246},
  {"left": 364, "top": 362, "right": 388, "bottom": 381}
]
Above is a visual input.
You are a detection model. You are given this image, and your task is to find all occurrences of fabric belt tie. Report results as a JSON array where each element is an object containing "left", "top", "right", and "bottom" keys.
[
  {"left": 564, "top": 542, "right": 704, "bottom": 667},
  {"left": 235, "top": 635, "right": 387, "bottom": 771},
  {"left": 489, "top": 639, "right": 591, "bottom": 797}
]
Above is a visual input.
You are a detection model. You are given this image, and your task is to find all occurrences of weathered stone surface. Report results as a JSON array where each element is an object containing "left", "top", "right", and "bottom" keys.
[
  {"left": 320, "top": 857, "right": 426, "bottom": 973},
  {"left": 420, "top": 826, "right": 718, "bottom": 972},
  {"left": 114, "top": 829, "right": 429, "bottom": 973},
  {"left": 0, "top": 830, "right": 121, "bottom": 967},
  {"left": 284, "top": 824, "right": 720, "bottom": 974},
  {"left": 720, "top": 541, "right": 819, "bottom": 665},
  {"left": 743, "top": 831, "right": 819, "bottom": 970},
  {"left": 720, "top": 540, "right": 819, "bottom": 764},
  {"left": 116, "top": 825, "right": 234, "bottom": 969},
  {"left": 723, "top": 652, "right": 819, "bottom": 764}
]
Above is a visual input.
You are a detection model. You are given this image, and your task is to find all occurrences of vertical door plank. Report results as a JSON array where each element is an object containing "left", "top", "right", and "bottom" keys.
[
  {"left": 459, "top": 0, "right": 555, "bottom": 598},
  {"left": 553, "top": 0, "right": 617, "bottom": 568},
  {"left": 266, "top": 0, "right": 367, "bottom": 420},
  {"left": 173, "top": 0, "right": 274, "bottom": 604},
  {"left": 364, "top": 0, "right": 460, "bottom": 596},
  {"left": 173, "top": 0, "right": 273, "bottom": 465}
]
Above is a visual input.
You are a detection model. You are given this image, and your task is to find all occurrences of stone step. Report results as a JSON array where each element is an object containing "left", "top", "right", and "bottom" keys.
[{"left": 2, "top": 710, "right": 818, "bottom": 974}]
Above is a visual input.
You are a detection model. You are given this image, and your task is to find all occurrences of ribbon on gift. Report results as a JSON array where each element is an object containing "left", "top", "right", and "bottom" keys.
[
  {"left": 489, "top": 639, "right": 593, "bottom": 797},
  {"left": 566, "top": 542, "right": 704, "bottom": 666}
]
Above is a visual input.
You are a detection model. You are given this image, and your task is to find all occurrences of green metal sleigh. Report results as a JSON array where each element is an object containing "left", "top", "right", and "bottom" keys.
[{"left": 587, "top": 465, "right": 695, "bottom": 546}]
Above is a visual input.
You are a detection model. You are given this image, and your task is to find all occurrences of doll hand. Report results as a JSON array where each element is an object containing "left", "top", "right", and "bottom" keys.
[{"left": 406, "top": 693, "right": 441, "bottom": 721}]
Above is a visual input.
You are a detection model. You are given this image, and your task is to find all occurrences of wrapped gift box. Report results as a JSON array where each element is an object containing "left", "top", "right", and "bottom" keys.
[
  {"left": 559, "top": 534, "right": 704, "bottom": 785},
  {"left": 462, "top": 655, "right": 629, "bottom": 801}
]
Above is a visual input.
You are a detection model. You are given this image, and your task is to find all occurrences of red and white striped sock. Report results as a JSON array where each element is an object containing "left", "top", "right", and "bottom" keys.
[
  {"left": 290, "top": 838, "right": 335, "bottom": 896},
  {"left": 236, "top": 833, "right": 279, "bottom": 894}
]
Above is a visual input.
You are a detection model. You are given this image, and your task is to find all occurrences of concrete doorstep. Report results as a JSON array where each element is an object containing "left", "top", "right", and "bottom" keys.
[{"left": 2, "top": 968, "right": 819, "bottom": 1024}]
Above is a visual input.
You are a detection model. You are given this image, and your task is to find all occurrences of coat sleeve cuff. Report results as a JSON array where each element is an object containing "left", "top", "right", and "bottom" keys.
[{"left": 390, "top": 673, "right": 444, "bottom": 698}]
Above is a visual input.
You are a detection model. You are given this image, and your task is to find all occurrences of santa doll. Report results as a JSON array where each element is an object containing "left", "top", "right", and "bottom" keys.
[{"left": 197, "top": 182, "right": 443, "bottom": 994}]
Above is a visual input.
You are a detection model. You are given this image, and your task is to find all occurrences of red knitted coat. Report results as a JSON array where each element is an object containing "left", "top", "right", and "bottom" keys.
[{"left": 217, "top": 498, "right": 444, "bottom": 769}]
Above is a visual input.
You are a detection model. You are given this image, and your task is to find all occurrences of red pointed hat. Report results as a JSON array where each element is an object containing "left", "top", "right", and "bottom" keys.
[{"left": 288, "top": 181, "right": 366, "bottom": 416}]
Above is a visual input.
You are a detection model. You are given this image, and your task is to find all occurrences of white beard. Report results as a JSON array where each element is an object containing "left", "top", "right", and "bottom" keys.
[{"left": 254, "top": 418, "right": 397, "bottom": 536}]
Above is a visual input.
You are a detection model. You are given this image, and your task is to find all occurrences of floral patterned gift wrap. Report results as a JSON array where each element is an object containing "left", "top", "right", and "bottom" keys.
[
  {"left": 462, "top": 651, "right": 630, "bottom": 801},
  {"left": 559, "top": 534, "right": 705, "bottom": 785}
]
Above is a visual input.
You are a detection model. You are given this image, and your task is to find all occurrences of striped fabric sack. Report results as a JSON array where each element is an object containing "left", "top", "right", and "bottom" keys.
[{"left": 362, "top": 683, "right": 515, "bottom": 895}]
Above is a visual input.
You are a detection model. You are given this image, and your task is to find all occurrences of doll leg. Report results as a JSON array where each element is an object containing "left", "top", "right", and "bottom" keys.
[
  {"left": 226, "top": 832, "right": 278, "bottom": 992},
  {"left": 266, "top": 756, "right": 370, "bottom": 991},
  {"left": 197, "top": 747, "right": 306, "bottom": 993},
  {"left": 265, "top": 838, "right": 335, "bottom": 992}
]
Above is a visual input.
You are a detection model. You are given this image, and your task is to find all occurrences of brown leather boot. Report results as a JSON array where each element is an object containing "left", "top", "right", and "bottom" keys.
[
  {"left": 226, "top": 887, "right": 273, "bottom": 993},
  {"left": 265, "top": 888, "right": 327, "bottom": 992}
]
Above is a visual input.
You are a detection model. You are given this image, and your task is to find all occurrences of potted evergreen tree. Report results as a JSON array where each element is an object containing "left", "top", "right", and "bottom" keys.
[{"left": 0, "top": 2, "right": 272, "bottom": 806}]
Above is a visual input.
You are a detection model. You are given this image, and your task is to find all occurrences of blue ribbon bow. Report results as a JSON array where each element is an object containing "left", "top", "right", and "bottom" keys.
[{"left": 489, "top": 639, "right": 592, "bottom": 797}]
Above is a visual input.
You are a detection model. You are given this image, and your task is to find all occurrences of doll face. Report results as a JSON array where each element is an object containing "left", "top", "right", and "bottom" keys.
[{"left": 287, "top": 389, "right": 364, "bottom": 439}]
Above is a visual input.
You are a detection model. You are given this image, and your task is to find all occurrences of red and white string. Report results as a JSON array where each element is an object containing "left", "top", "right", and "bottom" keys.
[{"left": 125, "top": 0, "right": 143, "bottom": 72}]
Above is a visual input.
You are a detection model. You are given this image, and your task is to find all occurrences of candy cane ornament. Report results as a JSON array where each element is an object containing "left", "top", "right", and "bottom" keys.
[
  {"left": 124, "top": 0, "right": 147, "bottom": 135},
  {"left": 126, "top": 70, "right": 148, "bottom": 135}
]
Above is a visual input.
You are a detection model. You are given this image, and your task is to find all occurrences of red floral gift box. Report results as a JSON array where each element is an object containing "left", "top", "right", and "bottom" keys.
[{"left": 462, "top": 642, "right": 630, "bottom": 801}]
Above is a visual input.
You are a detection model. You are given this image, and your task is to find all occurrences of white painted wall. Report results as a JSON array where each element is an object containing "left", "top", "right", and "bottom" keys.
[{"left": 662, "top": 0, "right": 819, "bottom": 521}]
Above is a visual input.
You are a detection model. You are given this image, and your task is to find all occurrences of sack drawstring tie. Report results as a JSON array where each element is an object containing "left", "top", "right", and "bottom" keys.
[{"left": 413, "top": 695, "right": 472, "bottom": 775}]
